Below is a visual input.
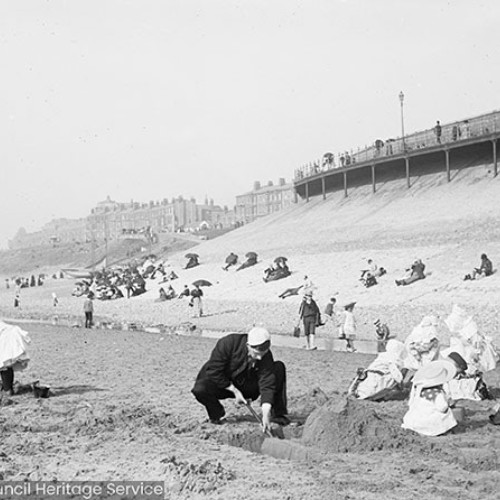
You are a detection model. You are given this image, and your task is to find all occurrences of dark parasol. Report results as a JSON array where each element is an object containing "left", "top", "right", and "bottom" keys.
[{"left": 192, "top": 279, "right": 212, "bottom": 287}]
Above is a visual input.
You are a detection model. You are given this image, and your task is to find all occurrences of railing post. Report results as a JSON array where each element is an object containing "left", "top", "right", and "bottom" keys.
[
  {"left": 405, "top": 157, "right": 410, "bottom": 188},
  {"left": 493, "top": 139, "right": 498, "bottom": 177},
  {"left": 321, "top": 176, "right": 326, "bottom": 200},
  {"left": 371, "top": 164, "right": 376, "bottom": 193},
  {"left": 445, "top": 149, "right": 450, "bottom": 182},
  {"left": 343, "top": 171, "right": 348, "bottom": 197}
]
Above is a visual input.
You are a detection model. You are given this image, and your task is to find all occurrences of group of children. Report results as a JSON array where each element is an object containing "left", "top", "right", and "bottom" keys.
[{"left": 346, "top": 305, "right": 499, "bottom": 436}]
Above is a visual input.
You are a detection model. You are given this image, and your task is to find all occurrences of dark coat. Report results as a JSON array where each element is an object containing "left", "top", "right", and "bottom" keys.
[
  {"left": 480, "top": 257, "right": 493, "bottom": 276},
  {"left": 411, "top": 261, "right": 426, "bottom": 279},
  {"left": 299, "top": 298, "right": 321, "bottom": 322},
  {"left": 197, "top": 333, "right": 276, "bottom": 405}
]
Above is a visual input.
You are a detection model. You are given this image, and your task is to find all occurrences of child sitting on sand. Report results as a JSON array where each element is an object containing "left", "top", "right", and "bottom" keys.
[
  {"left": 444, "top": 304, "right": 498, "bottom": 375},
  {"left": 404, "top": 315, "right": 441, "bottom": 371},
  {"left": 374, "top": 319, "right": 391, "bottom": 352},
  {"left": 348, "top": 339, "right": 407, "bottom": 401},
  {"left": 445, "top": 351, "right": 490, "bottom": 401},
  {"left": 402, "top": 360, "right": 457, "bottom": 436}
]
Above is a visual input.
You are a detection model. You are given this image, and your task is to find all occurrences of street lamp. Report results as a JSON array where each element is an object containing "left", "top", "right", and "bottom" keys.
[{"left": 399, "top": 91, "right": 406, "bottom": 152}]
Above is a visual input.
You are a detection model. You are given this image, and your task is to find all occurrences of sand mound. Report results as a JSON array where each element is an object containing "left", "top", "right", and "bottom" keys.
[
  {"left": 289, "top": 386, "right": 330, "bottom": 420},
  {"left": 301, "top": 398, "right": 432, "bottom": 453}
]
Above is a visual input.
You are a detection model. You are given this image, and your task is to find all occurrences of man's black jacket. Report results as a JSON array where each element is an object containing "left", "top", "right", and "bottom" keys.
[{"left": 197, "top": 333, "right": 276, "bottom": 405}]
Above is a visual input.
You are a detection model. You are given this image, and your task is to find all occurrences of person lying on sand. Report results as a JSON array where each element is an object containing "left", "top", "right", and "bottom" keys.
[
  {"left": 191, "top": 327, "right": 289, "bottom": 430},
  {"left": 278, "top": 285, "right": 303, "bottom": 299}
]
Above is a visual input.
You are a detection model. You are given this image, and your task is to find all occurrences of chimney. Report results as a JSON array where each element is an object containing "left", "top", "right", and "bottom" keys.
[
  {"left": 253, "top": 181, "right": 261, "bottom": 191},
  {"left": 279, "top": 177, "right": 286, "bottom": 186},
  {"left": 267, "top": 180, "right": 273, "bottom": 187}
]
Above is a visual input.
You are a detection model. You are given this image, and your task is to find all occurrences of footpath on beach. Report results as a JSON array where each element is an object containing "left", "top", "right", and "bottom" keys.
[{"left": 3, "top": 314, "right": 428, "bottom": 355}]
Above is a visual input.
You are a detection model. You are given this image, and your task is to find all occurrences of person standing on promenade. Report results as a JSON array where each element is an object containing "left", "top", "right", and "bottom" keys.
[
  {"left": 83, "top": 292, "right": 94, "bottom": 328},
  {"left": 298, "top": 291, "right": 321, "bottom": 350},
  {"left": 191, "top": 327, "right": 289, "bottom": 429},
  {"left": 434, "top": 120, "right": 442, "bottom": 144}
]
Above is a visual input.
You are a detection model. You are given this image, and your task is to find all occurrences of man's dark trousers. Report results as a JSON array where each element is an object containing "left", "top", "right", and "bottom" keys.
[{"left": 192, "top": 361, "right": 287, "bottom": 421}]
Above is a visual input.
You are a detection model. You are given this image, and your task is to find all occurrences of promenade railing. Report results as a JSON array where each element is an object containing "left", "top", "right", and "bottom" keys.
[{"left": 295, "top": 110, "right": 500, "bottom": 181}]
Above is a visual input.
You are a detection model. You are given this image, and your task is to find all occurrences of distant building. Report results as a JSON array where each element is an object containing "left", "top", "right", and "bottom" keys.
[
  {"left": 235, "top": 178, "right": 294, "bottom": 224},
  {"left": 9, "top": 195, "right": 236, "bottom": 249}
]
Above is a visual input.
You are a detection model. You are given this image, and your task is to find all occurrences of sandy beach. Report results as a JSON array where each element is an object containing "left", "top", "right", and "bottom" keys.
[
  {"left": 0, "top": 322, "right": 499, "bottom": 500},
  {"left": 1, "top": 168, "right": 500, "bottom": 499}
]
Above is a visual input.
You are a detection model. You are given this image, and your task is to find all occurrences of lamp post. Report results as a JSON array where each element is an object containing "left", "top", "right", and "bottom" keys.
[{"left": 399, "top": 91, "right": 406, "bottom": 152}]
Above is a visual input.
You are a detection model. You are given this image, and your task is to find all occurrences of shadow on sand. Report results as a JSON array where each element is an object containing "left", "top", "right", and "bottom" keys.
[{"left": 51, "top": 384, "right": 107, "bottom": 397}]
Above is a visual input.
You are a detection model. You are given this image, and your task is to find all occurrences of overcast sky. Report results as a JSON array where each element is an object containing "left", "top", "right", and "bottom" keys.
[{"left": 1, "top": 0, "right": 498, "bottom": 248}]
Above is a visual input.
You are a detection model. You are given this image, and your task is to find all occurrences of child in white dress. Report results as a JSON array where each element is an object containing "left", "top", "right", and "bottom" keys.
[
  {"left": 402, "top": 360, "right": 457, "bottom": 436},
  {"left": 349, "top": 339, "right": 406, "bottom": 400},
  {"left": 339, "top": 302, "right": 357, "bottom": 352}
]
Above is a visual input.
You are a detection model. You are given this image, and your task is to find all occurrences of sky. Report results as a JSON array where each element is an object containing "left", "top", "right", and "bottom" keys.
[{"left": 1, "top": 0, "right": 499, "bottom": 248}]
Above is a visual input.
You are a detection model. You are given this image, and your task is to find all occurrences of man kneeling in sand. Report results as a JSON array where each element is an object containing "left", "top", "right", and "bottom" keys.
[{"left": 191, "top": 327, "right": 289, "bottom": 431}]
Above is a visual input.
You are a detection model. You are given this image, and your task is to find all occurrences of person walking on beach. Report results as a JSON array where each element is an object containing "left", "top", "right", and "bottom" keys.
[
  {"left": 339, "top": 302, "right": 357, "bottom": 352},
  {"left": 191, "top": 327, "right": 289, "bottom": 428},
  {"left": 190, "top": 284, "right": 204, "bottom": 317},
  {"left": 324, "top": 297, "right": 340, "bottom": 335},
  {"left": 13, "top": 291, "right": 20, "bottom": 309},
  {"left": 298, "top": 291, "right": 321, "bottom": 350},
  {"left": 83, "top": 292, "right": 94, "bottom": 328}
]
